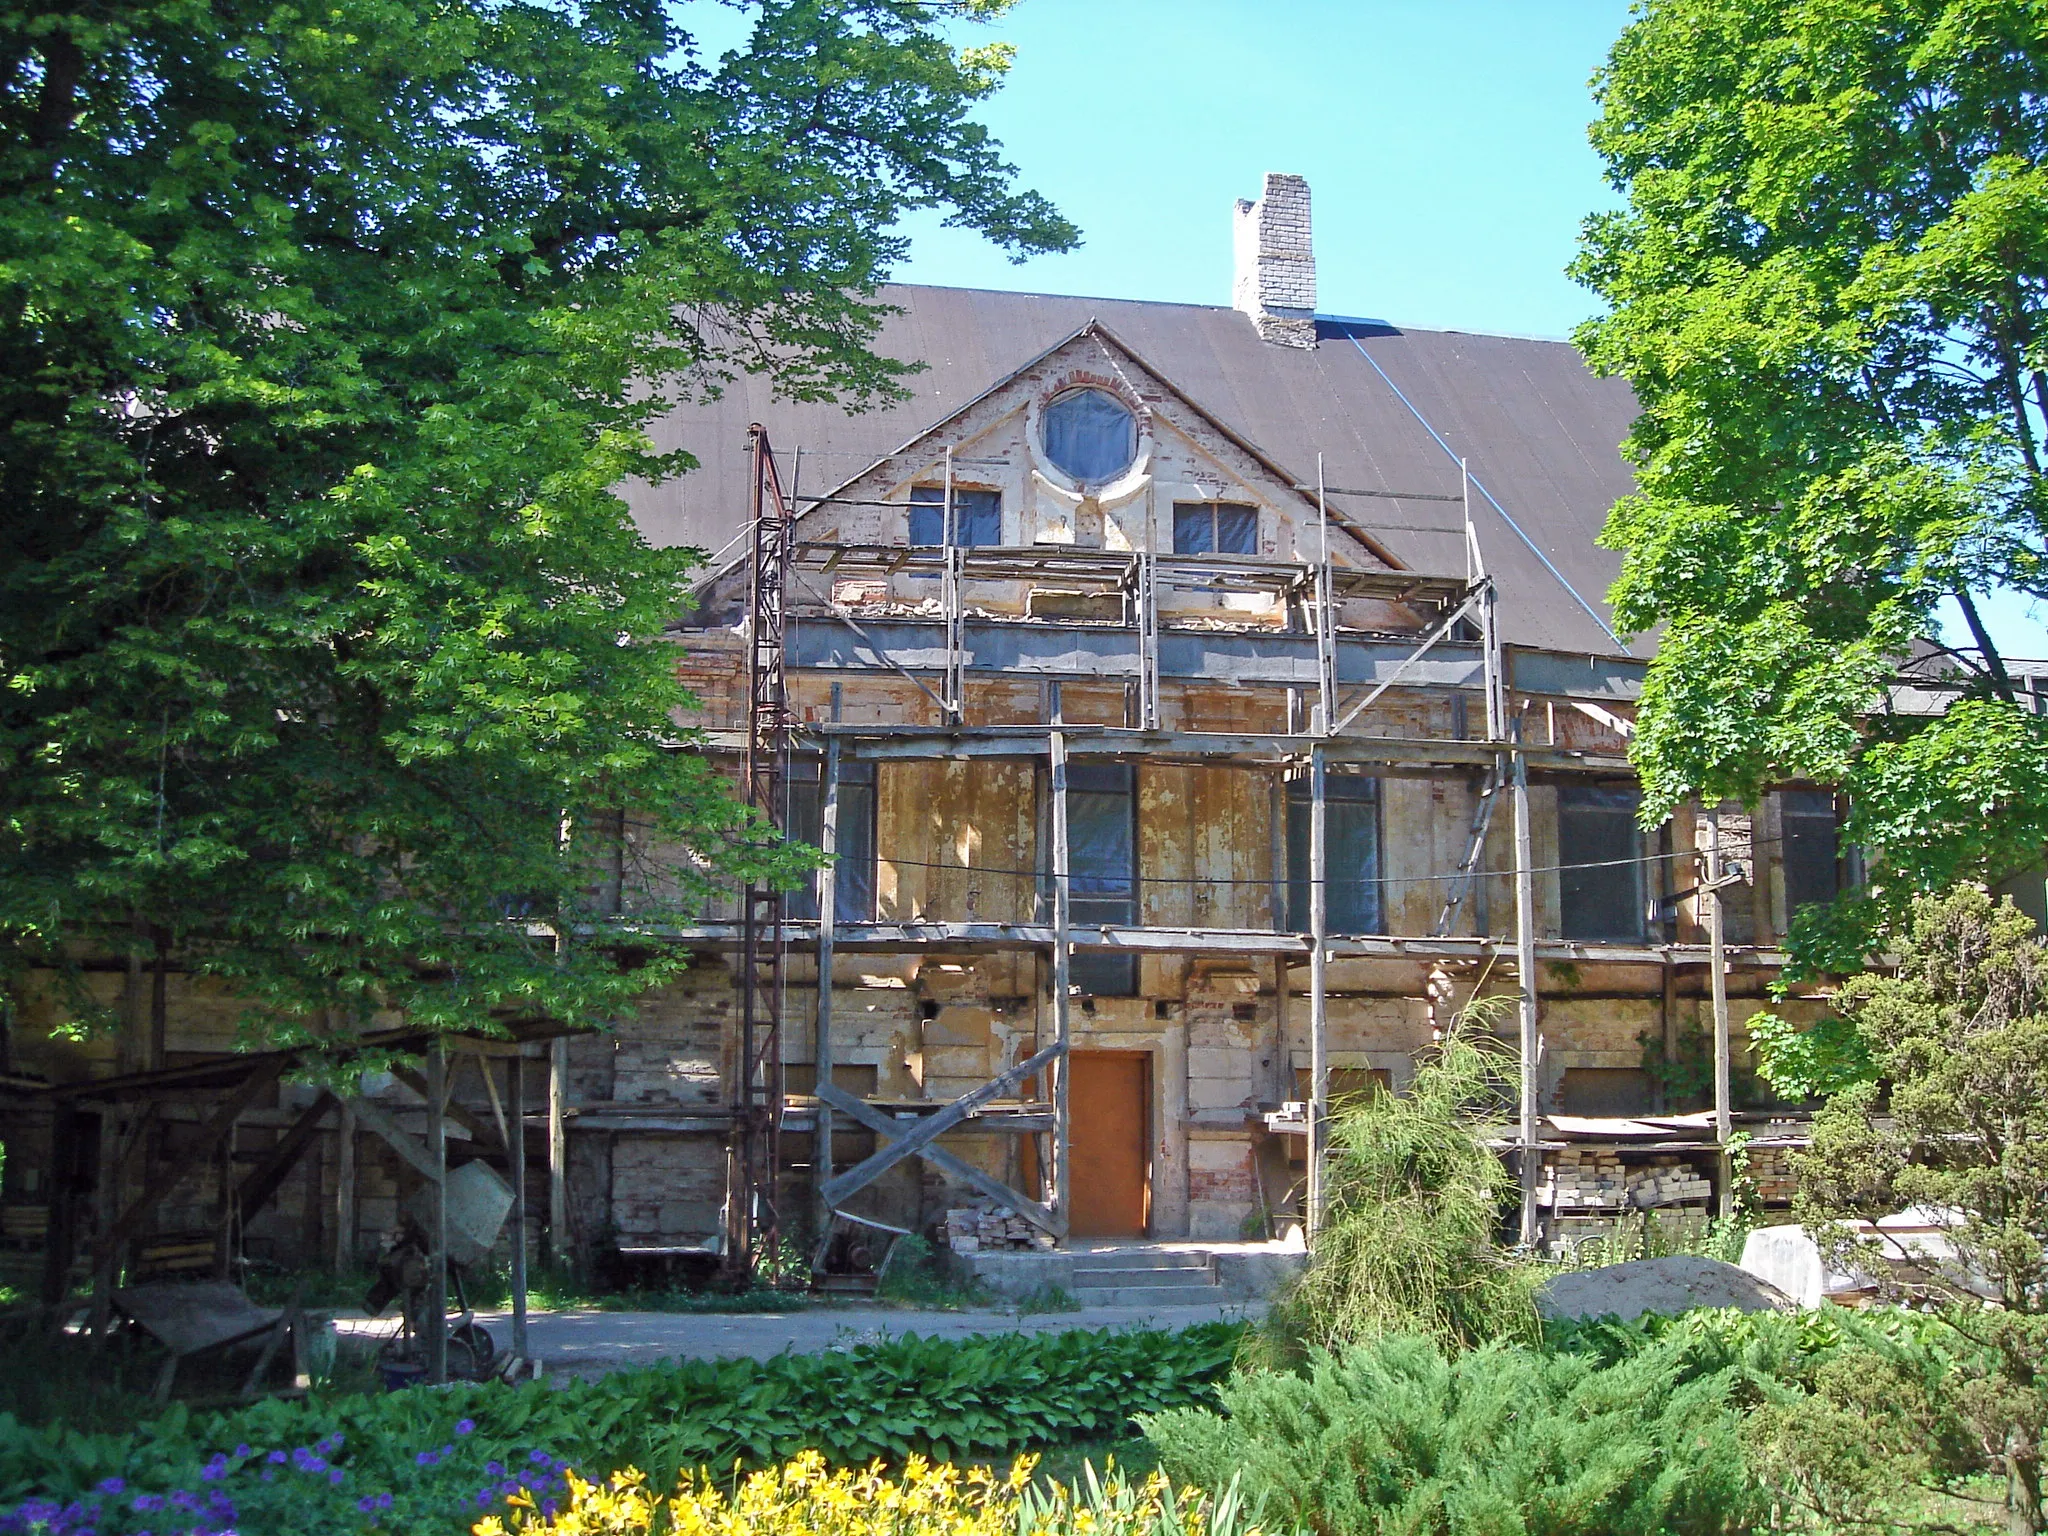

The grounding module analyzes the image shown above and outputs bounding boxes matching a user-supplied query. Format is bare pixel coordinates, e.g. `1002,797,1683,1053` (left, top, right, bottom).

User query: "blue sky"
882,0,2042,657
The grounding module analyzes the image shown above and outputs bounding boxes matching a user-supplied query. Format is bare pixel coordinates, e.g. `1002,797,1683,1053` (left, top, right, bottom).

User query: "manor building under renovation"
4,176,1882,1301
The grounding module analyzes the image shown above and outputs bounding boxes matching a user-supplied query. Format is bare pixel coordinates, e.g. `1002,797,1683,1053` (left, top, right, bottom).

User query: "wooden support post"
1049,728,1073,1238
41,1101,80,1311
507,1052,528,1365
548,1036,568,1266
1512,724,1541,1248
814,737,840,1227
232,1091,338,1227
1706,805,1734,1217
333,1102,356,1273
816,1083,1059,1235
1307,743,1329,1239
425,1038,448,1385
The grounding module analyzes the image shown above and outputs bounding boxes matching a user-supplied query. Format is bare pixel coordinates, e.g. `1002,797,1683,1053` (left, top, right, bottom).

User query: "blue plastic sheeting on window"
786,759,877,921
1042,389,1137,484
1286,774,1381,934
1173,502,1258,555
909,486,1001,547
1068,761,1137,924
1557,784,1644,941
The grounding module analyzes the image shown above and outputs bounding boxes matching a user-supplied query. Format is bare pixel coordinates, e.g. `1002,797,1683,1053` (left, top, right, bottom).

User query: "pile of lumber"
938,1205,1054,1253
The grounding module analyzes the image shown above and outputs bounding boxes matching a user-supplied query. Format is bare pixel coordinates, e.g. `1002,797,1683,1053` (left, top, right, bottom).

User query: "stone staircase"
1067,1248,1222,1308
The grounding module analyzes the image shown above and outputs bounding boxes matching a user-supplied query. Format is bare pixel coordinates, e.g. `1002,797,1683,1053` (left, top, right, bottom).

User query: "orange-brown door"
1068,1051,1150,1237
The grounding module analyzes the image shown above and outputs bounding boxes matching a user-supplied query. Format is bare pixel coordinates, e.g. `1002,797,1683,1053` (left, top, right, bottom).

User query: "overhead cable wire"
1342,332,1632,655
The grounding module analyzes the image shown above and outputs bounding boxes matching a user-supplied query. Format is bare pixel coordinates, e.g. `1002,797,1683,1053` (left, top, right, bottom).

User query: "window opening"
1064,762,1139,995
1172,502,1258,556
1286,773,1381,934
1041,389,1137,485
786,758,877,922
909,486,1001,548
1780,789,1841,918
1558,784,1645,941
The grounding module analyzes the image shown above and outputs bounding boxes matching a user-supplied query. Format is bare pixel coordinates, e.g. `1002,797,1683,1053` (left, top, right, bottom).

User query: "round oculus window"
1041,388,1137,485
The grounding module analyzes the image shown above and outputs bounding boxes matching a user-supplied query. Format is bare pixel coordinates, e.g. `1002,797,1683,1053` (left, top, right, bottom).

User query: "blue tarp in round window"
1042,389,1137,484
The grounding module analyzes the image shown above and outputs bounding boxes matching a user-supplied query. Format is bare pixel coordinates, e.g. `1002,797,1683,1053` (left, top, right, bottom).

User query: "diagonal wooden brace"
818,1039,1066,1211
346,1096,442,1183
816,1083,1059,1236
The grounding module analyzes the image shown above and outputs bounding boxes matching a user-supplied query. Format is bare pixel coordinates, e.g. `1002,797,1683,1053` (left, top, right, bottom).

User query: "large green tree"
0,0,1074,1045
1574,0,2048,972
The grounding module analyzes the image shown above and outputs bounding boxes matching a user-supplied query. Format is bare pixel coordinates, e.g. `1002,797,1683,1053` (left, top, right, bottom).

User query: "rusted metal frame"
1307,743,1329,1239
813,737,840,1228
232,1090,338,1228
815,1083,1058,1236
733,422,795,1274
1511,726,1540,1248
1049,729,1073,1237
817,1039,1068,1209
1327,585,1487,738
91,1056,285,1273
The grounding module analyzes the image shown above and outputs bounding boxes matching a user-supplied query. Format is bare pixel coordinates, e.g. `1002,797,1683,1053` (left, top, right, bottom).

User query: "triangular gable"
785,320,1409,572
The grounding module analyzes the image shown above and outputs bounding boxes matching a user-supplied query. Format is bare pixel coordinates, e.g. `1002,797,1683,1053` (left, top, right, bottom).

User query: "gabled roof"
628,284,1642,655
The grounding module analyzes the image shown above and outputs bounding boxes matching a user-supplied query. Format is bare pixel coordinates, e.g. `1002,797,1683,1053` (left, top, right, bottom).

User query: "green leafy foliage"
1144,1328,1764,1536
1256,1010,1539,1363
1573,0,2048,974
1746,1011,1876,1101
0,0,1076,1042
0,1324,1243,1525
1787,885,2048,1532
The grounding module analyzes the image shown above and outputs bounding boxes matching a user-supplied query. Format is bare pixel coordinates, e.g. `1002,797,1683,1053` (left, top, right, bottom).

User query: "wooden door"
1068,1051,1150,1237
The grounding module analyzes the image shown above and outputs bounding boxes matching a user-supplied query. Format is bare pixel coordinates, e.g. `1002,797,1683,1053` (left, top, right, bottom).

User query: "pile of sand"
1535,1255,1795,1323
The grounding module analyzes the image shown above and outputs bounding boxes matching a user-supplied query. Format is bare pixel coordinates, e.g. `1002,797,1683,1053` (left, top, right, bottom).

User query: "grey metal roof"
628,284,1642,655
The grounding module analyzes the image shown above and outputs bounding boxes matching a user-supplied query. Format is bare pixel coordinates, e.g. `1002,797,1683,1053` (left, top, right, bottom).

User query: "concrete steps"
1068,1249,1220,1308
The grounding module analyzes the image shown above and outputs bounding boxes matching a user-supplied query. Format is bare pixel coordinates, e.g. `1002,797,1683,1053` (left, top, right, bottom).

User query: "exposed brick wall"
1232,173,1317,349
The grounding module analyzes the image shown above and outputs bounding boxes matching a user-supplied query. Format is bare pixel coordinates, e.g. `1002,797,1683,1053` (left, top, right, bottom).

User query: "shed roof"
628,284,1642,655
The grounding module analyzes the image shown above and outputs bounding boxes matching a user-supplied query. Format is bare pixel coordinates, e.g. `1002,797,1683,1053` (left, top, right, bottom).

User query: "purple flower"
485,1461,504,1477
328,1470,344,1486
265,1452,285,1466
94,1480,124,1496
475,1491,493,1508
376,1493,393,1510
170,1491,198,1511
318,1435,343,1455
542,1500,558,1518
455,1418,475,1436
234,1445,251,1459
260,1472,275,1484
414,1451,436,1468
357,1497,379,1514
131,1495,164,1513
528,1450,548,1465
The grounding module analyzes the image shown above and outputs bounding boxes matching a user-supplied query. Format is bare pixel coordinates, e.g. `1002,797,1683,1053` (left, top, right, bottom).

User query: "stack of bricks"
939,1205,1055,1253
1746,1143,1801,1206
1539,1149,1713,1210
1538,1146,1628,1209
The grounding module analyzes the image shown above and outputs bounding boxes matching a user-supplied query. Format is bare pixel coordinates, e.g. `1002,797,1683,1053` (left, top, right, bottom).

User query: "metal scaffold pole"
731,422,795,1278
1512,720,1541,1249
1307,742,1329,1239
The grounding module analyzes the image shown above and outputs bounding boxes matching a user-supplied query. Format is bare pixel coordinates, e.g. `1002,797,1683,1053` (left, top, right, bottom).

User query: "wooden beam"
819,1038,1068,1209
816,1083,1057,1236
346,1096,441,1183
548,1037,568,1264
507,1056,528,1363
92,1057,284,1268
40,1101,81,1309
425,1040,448,1385
233,1092,338,1226
389,1062,505,1155
333,1102,356,1273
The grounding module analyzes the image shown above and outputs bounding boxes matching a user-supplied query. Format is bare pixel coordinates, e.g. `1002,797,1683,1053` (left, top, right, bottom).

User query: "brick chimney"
1232,173,1317,348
